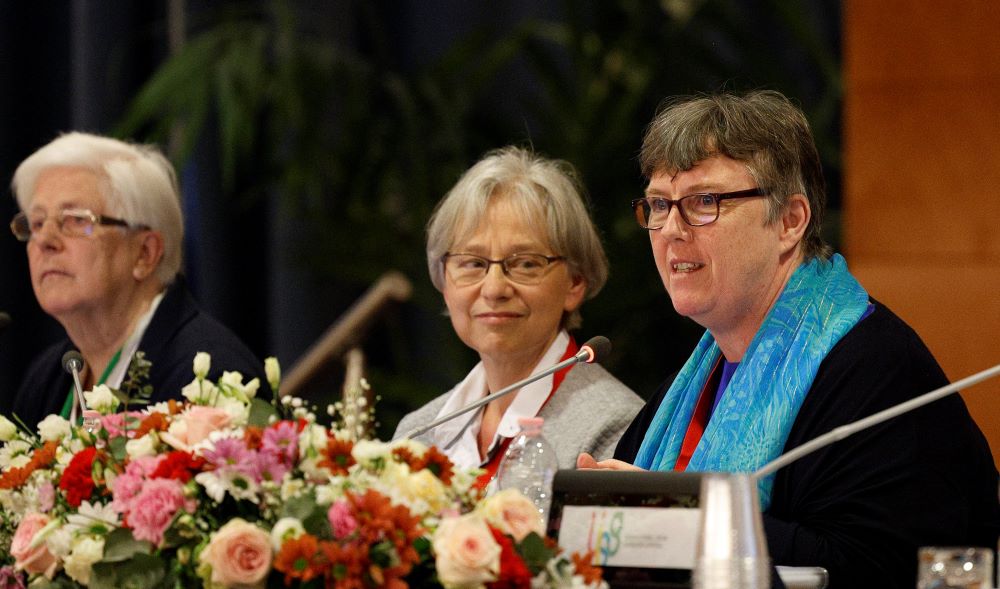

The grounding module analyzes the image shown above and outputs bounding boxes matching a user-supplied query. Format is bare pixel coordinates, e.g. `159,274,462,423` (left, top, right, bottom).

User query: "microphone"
754,361,1000,479
62,350,88,424
403,335,611,440
0,311,10,334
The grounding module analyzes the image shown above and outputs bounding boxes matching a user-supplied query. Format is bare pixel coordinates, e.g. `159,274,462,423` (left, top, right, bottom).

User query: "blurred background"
1,1,996,454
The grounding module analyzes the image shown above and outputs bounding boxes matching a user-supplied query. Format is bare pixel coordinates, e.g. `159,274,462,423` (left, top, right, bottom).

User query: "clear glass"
693,473,770,589
442,253,565,285
917,547,994,589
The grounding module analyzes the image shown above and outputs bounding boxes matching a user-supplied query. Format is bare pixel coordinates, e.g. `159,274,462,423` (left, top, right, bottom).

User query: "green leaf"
100,527,153,562
109,435,128,462
248,397,279,427
90,553,166,589
515,532,556,574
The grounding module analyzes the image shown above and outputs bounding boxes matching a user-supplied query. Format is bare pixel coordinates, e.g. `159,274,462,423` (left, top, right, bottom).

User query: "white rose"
264,357,281,391
125,433,158,458
83,384,121,414
37,414,72,442
64,536,105,585
269,517,306,551
193,352,211,379
45,526,73,558
182,378,218,404
0,415,18,442
478,489,545,542
433,514,501,588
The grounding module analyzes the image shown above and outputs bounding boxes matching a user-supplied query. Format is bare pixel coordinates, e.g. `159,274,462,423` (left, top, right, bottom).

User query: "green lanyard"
60,348,123,420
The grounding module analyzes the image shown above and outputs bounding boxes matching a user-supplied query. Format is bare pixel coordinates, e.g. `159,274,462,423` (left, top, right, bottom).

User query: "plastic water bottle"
497,416,559,522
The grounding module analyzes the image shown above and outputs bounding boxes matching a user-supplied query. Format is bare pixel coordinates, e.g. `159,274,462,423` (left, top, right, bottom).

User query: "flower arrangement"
0,353,605,589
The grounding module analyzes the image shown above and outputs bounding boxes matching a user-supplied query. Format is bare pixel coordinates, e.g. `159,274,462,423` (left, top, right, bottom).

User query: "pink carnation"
99,411,145,438
327,500,358,539
126,478,191,546
111,455,164,514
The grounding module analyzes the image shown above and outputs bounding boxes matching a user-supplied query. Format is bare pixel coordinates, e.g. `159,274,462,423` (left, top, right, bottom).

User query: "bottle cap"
517,416,544,428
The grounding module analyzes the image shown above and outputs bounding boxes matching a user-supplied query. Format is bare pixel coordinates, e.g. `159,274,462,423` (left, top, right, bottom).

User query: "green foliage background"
117,0,841,438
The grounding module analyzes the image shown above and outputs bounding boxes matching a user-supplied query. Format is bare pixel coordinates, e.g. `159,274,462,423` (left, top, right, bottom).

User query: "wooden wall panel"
844,1,1000,464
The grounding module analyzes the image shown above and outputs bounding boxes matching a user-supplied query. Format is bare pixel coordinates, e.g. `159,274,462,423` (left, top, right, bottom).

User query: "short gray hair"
640,90,831,260
426,146,608,330
12,132,185,285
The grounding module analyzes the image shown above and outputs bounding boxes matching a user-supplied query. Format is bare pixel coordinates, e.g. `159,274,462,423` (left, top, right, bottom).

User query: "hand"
576,452,645,471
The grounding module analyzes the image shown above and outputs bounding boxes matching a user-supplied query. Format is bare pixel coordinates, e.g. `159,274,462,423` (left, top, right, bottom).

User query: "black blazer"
7,278,269,428
614,300,999,589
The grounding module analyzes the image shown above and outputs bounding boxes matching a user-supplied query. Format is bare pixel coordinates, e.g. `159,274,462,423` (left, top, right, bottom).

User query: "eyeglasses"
442,252,566,286
630,187,767,229
10,208,146,242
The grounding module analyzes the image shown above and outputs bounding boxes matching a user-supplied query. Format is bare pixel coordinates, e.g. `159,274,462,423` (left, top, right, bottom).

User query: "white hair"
12,132,184,285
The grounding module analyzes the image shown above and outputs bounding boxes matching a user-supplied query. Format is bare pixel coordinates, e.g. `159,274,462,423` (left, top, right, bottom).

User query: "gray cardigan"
393,362,644,469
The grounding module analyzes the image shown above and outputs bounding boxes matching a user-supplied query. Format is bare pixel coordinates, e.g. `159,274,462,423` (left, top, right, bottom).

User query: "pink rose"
327,500,358,539
432,514,501,588
478,489,545,541
10,513,58,578
161,406,231,451
200,518,272,588
127,478,190,546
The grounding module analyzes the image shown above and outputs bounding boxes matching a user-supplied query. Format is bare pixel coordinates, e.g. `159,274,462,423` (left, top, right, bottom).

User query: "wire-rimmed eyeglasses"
630,187,767,229
442,252,566,286
10,208,147,242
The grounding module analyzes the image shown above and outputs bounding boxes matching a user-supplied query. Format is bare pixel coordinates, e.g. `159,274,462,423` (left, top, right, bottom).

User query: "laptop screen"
546,470,703,589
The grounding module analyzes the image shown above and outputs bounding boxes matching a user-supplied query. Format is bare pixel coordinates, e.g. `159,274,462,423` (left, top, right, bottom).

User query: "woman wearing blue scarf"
579,91,999,588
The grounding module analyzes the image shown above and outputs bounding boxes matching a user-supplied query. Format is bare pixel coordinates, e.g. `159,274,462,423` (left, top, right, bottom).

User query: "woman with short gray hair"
395,146,642,485
8,132,267,428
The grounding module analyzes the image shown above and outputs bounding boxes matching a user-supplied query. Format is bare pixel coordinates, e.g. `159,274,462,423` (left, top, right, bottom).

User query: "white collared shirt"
430,330,571,469
104,290,165,389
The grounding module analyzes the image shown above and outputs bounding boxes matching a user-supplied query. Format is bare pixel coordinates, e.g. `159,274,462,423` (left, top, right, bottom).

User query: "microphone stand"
403,348,593,440
754,362,1000,479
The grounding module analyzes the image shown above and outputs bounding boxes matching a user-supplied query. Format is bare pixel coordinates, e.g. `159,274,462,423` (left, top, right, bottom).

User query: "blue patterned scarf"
634,254,869,509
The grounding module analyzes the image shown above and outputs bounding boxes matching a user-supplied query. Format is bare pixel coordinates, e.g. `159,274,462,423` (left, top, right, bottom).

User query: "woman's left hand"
576,452,645,471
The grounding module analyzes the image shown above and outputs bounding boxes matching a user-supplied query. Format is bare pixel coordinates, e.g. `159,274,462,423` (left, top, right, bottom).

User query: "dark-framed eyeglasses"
10,208,147,242
441,252,566,286
630,187,767,229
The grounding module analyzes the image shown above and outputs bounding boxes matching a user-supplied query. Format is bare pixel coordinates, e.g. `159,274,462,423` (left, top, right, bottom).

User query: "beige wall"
843,1,1000,464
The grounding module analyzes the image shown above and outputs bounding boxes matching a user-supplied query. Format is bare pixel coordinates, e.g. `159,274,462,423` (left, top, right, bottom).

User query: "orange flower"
318,540,365,589
571,551,605,586
347,489,423,579
273,534,324,586
391,447,420,470
416,446,455,486
0,440,59,490
243,426,264,450
318,437,356,475
133,412,169,438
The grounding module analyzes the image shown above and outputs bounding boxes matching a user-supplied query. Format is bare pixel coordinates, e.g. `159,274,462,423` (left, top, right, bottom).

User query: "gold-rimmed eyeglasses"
630,187,767,229
10,208,147,242
442,252,566,286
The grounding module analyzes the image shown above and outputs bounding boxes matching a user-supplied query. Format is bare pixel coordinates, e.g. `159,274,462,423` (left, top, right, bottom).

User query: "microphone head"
579,335,612,364
62,350,84,373
0,311,10,333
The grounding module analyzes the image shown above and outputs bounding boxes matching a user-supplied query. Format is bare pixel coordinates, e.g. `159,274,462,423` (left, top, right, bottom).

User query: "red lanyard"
473,337,579,490
674,355,722,471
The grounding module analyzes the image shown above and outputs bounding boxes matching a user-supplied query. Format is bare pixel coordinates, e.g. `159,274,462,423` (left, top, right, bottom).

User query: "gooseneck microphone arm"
62,351,88,423
403,336,611,440
754,361,1000,480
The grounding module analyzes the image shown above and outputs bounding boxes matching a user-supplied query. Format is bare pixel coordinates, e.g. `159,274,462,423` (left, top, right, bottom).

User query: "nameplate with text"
557,505,699,568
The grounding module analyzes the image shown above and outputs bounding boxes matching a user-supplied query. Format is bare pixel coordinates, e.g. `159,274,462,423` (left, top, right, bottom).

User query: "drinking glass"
917,547,994,589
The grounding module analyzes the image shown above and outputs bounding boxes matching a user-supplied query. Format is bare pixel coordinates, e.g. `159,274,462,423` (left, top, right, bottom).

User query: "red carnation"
487,526,532,589
150,450,205,482
59,446,99,507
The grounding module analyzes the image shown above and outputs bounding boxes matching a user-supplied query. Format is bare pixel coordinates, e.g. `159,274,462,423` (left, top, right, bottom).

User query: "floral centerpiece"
0,353,605,589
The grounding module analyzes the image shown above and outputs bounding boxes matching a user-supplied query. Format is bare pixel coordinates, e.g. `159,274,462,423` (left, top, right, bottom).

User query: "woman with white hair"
394,146,642,485
7,132,267,427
